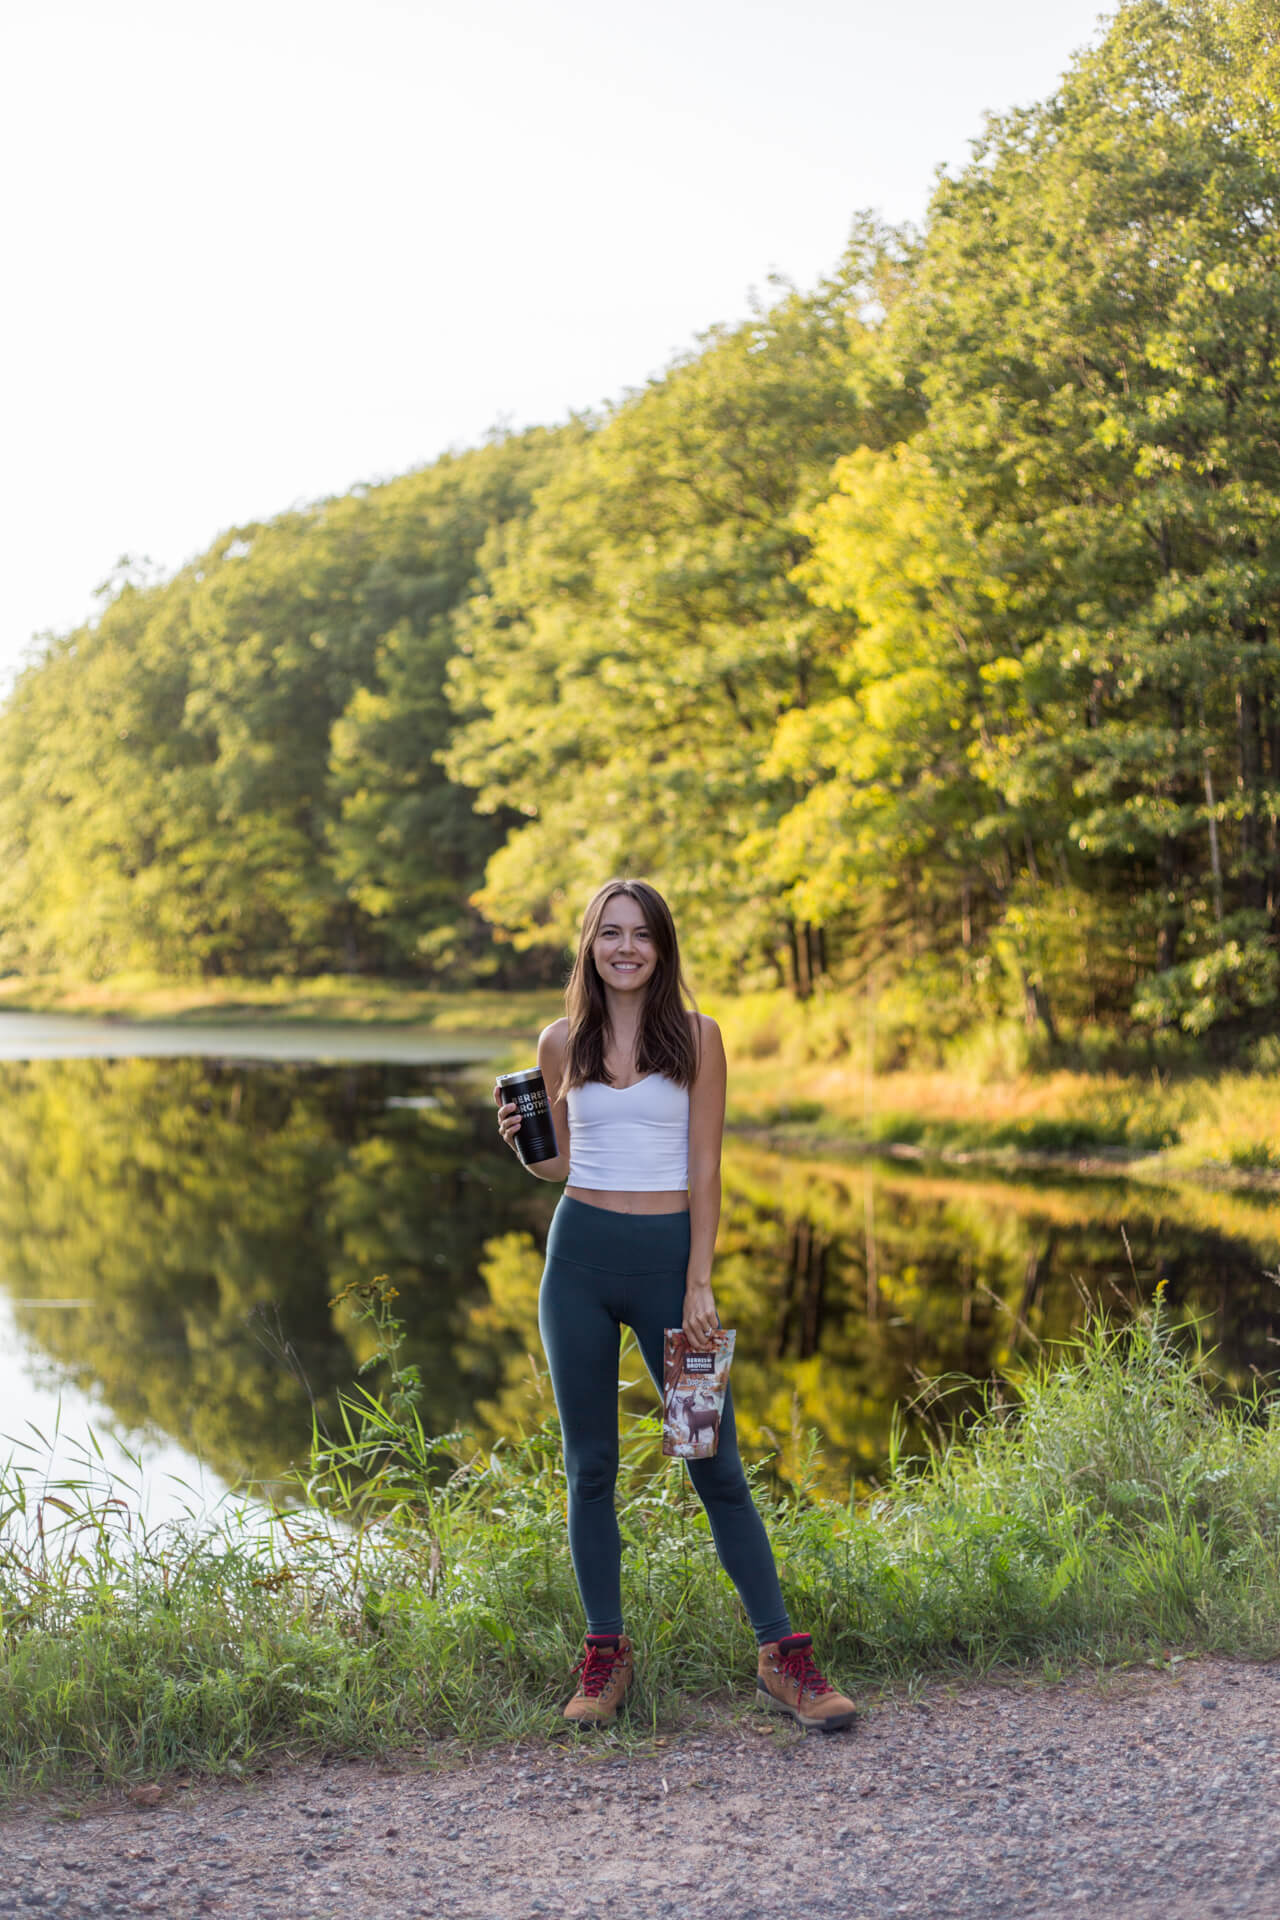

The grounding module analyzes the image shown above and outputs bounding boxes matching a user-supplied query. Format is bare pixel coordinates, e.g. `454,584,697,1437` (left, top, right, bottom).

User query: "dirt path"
3,1658,1278,1920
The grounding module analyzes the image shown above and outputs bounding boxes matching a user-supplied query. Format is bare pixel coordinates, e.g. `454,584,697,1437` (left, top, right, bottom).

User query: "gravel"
2,1657,1277,1919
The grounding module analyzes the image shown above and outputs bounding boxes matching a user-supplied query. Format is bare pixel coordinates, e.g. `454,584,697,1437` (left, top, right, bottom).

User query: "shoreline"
2,978,1279,1192
0,976,561,1034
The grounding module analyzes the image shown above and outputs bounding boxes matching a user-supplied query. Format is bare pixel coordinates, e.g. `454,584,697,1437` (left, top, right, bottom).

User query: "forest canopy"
2,0,1278,1044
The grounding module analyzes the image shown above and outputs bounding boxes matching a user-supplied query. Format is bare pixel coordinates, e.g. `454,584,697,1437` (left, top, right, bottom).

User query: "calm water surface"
2,1048,1278,1510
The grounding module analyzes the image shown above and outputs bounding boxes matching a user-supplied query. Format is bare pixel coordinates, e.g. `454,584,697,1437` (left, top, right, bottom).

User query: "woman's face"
591,892,658,996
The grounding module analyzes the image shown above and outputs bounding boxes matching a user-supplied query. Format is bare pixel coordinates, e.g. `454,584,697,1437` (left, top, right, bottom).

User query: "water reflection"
711,1148,1280,1489
0,1058,540,1502
1,1058,1277,1503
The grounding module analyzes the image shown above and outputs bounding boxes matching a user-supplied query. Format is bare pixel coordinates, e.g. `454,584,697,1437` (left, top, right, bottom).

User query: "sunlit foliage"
2,2,1277,1036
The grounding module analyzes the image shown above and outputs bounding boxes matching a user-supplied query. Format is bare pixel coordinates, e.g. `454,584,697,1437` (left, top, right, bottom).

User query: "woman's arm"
683,1013,726,1345
494,1020,572,1182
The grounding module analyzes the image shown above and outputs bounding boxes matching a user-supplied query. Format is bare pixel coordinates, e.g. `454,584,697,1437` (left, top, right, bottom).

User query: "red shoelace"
776,1638,834,1698
573,1642,623,1697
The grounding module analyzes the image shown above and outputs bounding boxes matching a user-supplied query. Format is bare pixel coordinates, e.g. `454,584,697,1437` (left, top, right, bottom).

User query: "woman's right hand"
493,1082,521,1152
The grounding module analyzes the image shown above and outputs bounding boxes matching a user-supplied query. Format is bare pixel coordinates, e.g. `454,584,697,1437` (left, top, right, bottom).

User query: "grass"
725,1058,1181,1153
3,1279,1280,1797
710,994,1280,1181
722,1055,1280,1184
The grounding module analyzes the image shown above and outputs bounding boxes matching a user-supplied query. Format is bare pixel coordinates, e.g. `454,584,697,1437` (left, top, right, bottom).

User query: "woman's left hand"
683,1281,719,1347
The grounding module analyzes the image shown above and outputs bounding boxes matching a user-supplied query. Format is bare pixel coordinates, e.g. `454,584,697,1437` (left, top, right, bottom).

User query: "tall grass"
3,1282,1280,1794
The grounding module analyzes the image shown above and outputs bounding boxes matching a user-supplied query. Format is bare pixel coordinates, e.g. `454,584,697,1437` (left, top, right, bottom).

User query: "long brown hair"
561,878,699,1092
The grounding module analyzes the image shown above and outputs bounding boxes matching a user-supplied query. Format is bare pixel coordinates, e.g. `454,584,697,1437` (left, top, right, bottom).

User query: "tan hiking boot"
563,1634,635,1726
757,1632,857,1732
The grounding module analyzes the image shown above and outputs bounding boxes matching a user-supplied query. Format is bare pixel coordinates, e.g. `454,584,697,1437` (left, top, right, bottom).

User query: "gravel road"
3,1658,1277,1919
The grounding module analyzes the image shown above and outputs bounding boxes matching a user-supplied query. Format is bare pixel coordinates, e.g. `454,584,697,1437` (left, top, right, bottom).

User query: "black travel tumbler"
496,1067,559,1166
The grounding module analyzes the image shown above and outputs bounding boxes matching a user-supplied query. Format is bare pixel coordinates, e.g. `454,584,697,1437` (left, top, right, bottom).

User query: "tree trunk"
1157,681,1185,972
1021,969,1058,1047
788,919,813,1000
1267,685,1280,917
1155,830,1182,973
1237,679,1264,908
812,922,827,983
1203,751,1224,931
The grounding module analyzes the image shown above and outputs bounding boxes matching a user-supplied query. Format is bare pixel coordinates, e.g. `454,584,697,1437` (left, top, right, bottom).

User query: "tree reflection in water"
1,1059,1278,1499
0,1058,539,1494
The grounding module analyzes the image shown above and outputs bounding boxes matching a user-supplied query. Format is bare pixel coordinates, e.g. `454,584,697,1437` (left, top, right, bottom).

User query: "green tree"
445,231,907,990
327,431,571,976
790,0,1280,1035
0,433,565,980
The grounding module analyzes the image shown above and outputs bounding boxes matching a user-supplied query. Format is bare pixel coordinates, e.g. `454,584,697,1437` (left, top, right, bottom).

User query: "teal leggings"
538,1195,791,1644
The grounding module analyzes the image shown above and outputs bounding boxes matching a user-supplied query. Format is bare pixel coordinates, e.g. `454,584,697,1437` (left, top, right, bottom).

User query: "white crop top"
565,1074,690,1191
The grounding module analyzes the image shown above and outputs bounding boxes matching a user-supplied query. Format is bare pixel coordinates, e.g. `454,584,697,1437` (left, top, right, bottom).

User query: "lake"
2,1024,1278,1514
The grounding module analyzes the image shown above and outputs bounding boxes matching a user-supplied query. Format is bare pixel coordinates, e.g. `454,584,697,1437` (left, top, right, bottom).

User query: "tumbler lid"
496,1067,544,1089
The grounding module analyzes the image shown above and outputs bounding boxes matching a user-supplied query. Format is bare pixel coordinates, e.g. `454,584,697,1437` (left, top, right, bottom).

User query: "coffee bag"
662,1328,736,1460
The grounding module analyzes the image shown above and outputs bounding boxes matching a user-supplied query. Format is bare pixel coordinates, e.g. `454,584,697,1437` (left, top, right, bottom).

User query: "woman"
494,877,855,1732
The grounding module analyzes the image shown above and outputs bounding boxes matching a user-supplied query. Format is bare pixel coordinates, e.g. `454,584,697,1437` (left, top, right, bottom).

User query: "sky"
0,0,1113,691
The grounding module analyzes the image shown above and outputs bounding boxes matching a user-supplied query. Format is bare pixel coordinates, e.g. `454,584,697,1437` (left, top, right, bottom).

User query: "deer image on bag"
662,1329,735,1461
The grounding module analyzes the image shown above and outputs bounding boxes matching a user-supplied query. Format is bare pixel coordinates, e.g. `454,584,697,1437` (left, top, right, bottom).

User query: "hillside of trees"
2,0,1278,1045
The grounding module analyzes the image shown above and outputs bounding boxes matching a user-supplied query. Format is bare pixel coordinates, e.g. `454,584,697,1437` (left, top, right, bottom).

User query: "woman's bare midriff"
564,1186,690,1215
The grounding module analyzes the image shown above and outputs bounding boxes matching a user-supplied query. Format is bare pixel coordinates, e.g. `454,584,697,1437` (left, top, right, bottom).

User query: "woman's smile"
592,901,658,987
